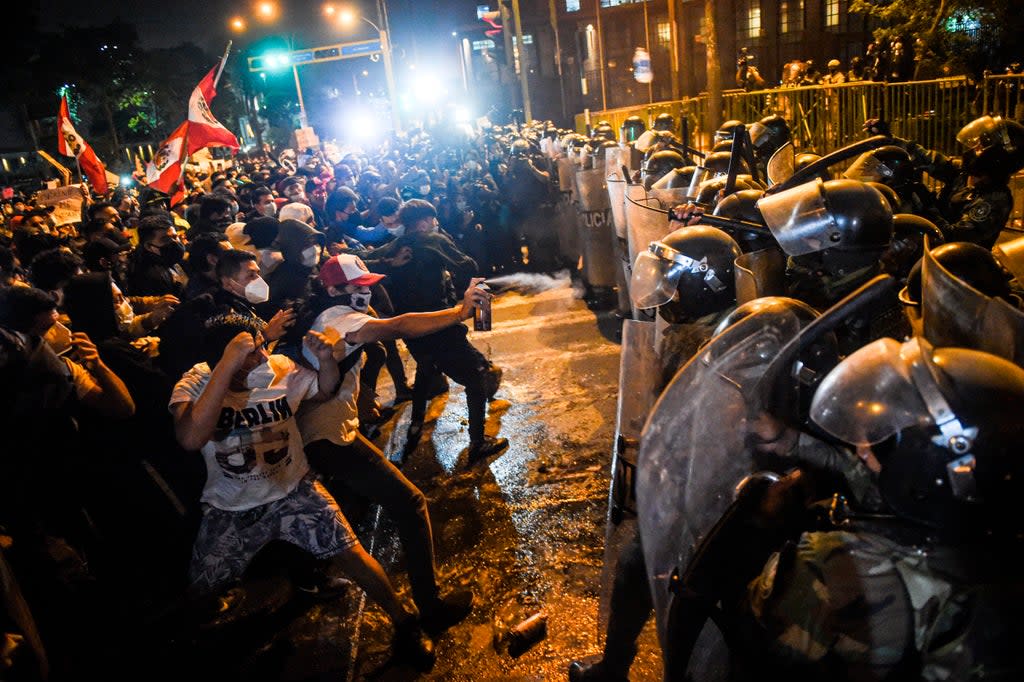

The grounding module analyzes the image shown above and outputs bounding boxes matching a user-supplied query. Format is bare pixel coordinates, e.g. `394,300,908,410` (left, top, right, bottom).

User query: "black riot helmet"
843,145,917,188
652,112,675,132
620,115,646,143
714,119,744,144
591,139,619,162
880,213,945,279
703,151,749,177
793,152,830,182
748,115,791,161
899,240,1012,308
757,179,893,256
592,122,617,142
712,295,818,337
713,188,775,250
865,182,901,213
509,138,531,158
693,175,761,207
652,166,697,191
811,336,1024,537
630,225,741,323
641,149,686,190
711,140,735,154
957,115,1024,180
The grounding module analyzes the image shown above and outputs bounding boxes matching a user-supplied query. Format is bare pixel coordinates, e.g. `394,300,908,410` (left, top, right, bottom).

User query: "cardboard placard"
35,184,84,226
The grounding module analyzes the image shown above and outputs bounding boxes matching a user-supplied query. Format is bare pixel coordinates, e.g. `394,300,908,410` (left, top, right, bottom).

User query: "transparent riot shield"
555,191,580,272
734,248,787,305
557,156,576,195
765,142,795,186
625,193,673,286
575,166,618,289
607,173,628,241
637,310,802,669
607,172,633,314
600,319,660,632
992,234,1024,285
921,241,1024,365
649,187,690,207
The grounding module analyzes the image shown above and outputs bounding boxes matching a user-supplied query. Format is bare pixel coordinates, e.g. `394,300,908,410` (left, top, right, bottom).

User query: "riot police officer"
865,115,1024,248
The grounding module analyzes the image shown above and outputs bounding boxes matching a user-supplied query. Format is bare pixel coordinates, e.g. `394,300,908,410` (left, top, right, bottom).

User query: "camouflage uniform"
905,142,1013,249
743,528,1024,681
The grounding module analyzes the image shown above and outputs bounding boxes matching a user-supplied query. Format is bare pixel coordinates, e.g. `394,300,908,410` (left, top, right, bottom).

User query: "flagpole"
214,41,232,88
74,156,84,186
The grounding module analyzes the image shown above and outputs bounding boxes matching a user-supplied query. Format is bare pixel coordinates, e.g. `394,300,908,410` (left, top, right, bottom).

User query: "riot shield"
637,310,803,665
555,192,580,272
625,193,672,287
921,241,1024,365
607,174,633,313
607,173,628,240
574,166,618,289
557,155,576,195
649,187,690,207
765,142,795,186
992,235,1024,285
734,248,787,304
600,319,660,632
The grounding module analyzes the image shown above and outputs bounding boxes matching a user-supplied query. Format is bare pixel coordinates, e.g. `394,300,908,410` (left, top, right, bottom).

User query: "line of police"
529,110,1024,680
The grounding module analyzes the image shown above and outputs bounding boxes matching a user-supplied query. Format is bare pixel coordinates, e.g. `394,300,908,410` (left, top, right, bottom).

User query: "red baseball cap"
319,253,385,288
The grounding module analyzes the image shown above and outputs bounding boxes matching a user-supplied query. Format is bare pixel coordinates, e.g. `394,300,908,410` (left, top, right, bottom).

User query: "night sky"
36,0,480,57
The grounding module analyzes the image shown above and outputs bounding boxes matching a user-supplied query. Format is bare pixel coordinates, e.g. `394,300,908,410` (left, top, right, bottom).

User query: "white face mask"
115,299,135,331
419,184,432,196
349,291,372,312
259,202,277,218
300,245,321,267
243,276,270,303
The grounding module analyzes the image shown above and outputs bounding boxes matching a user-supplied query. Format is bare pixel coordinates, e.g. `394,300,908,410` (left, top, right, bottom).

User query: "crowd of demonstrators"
0,117,582,676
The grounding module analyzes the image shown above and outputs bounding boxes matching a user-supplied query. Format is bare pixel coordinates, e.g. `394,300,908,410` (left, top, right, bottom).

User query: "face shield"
629,241,707,309
765,143,795,186
843,153,895,183
811,337,975,455
957,115,1011,153
756,179,839,256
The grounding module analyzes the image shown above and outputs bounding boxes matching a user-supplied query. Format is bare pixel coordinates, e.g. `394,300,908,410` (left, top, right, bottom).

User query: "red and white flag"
187,62,239,155
145,121,189,195
57,95,109,194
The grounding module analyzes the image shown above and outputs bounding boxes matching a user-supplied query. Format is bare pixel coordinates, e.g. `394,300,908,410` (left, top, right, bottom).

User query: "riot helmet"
748,115,791,160
811,336,1024,536
793,152,830,182
652,112,675,132
509,138,531,158
651,165,697,191
703,151,749,177
880,213,944,279
711,140,735,154
900,240,1012,308
641,149,686,190
620,116,646,143
712,295,818,337
843,145,917,188
865,182,901,213
693,175,761,207
630,225,741,322
956,115,1024,179
714,120,744,144
757,178,893,256
593,122,617,142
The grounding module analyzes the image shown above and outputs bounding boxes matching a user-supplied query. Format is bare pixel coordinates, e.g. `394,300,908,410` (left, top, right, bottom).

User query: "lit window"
472,39,497,51
780,0,804,34
656,21,671,46
739,1,762,40
825,0,840,27
566,0,580,10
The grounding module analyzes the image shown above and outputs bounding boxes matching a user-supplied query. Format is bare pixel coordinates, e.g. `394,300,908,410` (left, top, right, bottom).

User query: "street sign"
247,39,384,72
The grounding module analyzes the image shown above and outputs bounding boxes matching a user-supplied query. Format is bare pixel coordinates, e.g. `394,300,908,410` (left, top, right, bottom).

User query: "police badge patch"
968,201,992,223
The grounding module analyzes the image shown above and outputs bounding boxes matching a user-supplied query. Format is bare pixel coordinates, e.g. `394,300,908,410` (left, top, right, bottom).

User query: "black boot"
392,618,435,672
567,658,629,682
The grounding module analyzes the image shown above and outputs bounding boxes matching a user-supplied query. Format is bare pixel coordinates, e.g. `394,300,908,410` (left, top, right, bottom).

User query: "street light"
229,16,247,32
337,6,401,134
256,1,278,21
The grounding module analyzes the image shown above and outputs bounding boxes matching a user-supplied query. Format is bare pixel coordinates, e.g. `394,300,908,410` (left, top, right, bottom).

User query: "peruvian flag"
57,95,109,194
187,62,240,155
145,121,189,195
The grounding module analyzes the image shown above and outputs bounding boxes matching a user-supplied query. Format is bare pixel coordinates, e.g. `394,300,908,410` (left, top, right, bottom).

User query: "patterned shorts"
188,475,358,594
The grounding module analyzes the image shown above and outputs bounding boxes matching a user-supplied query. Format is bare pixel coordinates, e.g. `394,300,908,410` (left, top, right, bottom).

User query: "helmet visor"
810,337,932,446
748,121,774,150
756,179,838,256
765,143,795,186
957,115,1008,152
843,153,893,183
630,248,683,309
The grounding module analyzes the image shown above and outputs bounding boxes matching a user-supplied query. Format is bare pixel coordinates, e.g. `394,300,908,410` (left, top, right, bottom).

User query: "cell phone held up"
474,282,492,332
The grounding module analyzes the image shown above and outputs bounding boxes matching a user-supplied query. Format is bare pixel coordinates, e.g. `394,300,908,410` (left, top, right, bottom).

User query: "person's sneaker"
467,436,509,465
392,619,435,672
419,589,474,635
483,365,503,402
567,659,629,682
294,574,353,602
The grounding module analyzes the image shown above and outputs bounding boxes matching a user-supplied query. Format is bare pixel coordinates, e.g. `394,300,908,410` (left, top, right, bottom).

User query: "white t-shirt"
169,355,319,511
297,305,371,446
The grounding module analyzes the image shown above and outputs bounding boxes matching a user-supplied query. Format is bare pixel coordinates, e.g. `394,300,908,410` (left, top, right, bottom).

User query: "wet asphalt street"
201,271,664,681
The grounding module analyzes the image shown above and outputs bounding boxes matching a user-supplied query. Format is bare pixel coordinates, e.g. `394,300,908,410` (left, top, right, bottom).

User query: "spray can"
505,611,547,658
474,281,492,331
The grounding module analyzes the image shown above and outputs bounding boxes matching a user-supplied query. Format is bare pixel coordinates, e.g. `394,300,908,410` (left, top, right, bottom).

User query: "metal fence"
575,76,994,160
